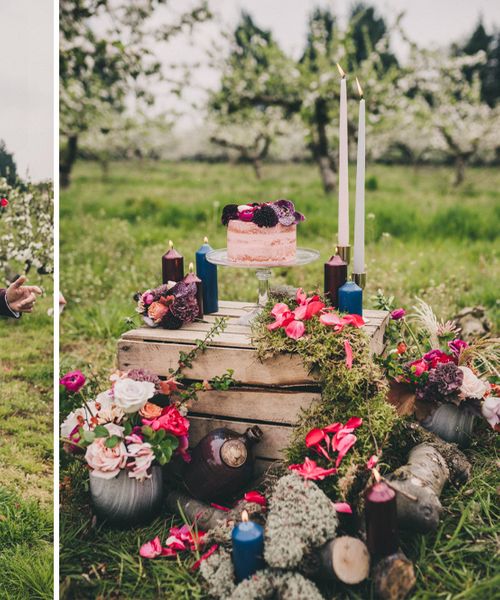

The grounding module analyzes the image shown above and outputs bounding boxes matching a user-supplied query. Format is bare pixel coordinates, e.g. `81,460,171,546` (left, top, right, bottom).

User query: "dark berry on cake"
252,204,279,228
221,204,239,225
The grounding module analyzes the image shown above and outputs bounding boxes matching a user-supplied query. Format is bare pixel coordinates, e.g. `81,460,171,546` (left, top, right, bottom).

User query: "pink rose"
85,437,127,479
60,370,86,393
126,436,155,480
142,405,189,437
410,359,428,377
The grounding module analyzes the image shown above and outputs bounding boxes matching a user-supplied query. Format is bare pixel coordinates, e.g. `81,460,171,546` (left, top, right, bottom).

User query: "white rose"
458,366,490,399
113,378,155,413
481,396,500,429
85,437,127,479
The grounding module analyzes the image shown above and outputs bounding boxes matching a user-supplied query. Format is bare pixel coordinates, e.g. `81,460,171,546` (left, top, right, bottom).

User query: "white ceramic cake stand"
206,248,320,326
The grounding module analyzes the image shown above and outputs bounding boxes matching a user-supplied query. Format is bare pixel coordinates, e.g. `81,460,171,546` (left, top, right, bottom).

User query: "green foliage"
0,140,17,186
252,294,398,499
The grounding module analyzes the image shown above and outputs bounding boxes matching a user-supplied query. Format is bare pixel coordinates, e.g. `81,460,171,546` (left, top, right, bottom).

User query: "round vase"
89,466,163,526
421,403,476,448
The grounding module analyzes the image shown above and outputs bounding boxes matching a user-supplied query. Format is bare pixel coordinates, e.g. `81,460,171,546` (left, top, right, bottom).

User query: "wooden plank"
187,388,321,425
369,311,389,355
122,327,252,349
188,416,291,460
117,339,316,386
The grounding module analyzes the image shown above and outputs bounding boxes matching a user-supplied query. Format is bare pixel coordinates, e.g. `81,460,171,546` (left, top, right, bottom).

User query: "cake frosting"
222,200,304,265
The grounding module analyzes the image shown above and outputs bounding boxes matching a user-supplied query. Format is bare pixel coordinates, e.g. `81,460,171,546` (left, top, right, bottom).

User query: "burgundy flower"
390,308,406,320
448,338,468,358
423,349,455,368
60,370,86,393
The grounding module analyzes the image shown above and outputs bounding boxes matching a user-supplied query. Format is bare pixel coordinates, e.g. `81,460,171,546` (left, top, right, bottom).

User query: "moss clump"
199,548,236,599
253,294,400,499
264,473,338,569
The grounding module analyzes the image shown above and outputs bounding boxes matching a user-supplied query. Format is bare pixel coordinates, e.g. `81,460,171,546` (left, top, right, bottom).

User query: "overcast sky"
0,0,53,182
149,0,500,127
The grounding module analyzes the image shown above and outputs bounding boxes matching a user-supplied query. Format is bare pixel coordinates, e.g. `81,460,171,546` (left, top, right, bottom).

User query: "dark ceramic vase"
421,403,476,448
89,466,163,526
183,426,263,503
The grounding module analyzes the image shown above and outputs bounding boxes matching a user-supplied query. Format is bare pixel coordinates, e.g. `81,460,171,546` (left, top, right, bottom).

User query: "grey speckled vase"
421,403,476,448
89,466,164,526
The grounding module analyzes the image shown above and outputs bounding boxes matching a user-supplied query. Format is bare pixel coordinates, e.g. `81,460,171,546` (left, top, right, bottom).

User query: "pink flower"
142,292,154,306
126,437,154,480
239,208,255,221
139,536,163,559
285,319,305,340
143,405,189,437
244,491,267,508
60,370,86,393
482,396,500,430
448,339,468,358
410,358,428,377
333,502,352,514
341,314,365,328
344,339,353,369
288,457,337,481
366,454,379,470
192,544,218,571
85,437,128,479
423,349,455,368
334,433,357,467
390,308,406,320
176,434,191,463
0,198,8,207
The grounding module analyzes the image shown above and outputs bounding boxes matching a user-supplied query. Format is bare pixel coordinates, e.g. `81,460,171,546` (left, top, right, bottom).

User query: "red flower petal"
244,491,267,508
285,319,305,340
333,502,353,514
210,503,230,512
271,302,289,318
344,339,353,369
366,454,379,470
191,544,218,571
319,312,344,330
305,428,326,447
139,536,163,559
323,422,342,434
335,434,357,467
296,288,307,305
293,304,308,320
342,314,365,328
344,417,363,429
305,301,325,319
288,457,337,481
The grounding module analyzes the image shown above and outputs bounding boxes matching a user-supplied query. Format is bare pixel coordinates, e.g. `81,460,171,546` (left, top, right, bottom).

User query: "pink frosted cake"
222,200,305,264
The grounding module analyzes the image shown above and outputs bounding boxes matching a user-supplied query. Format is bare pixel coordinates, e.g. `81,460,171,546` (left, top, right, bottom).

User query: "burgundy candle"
365,478,398,559
184,262,204,319
162,240,184,284
324,253,347,308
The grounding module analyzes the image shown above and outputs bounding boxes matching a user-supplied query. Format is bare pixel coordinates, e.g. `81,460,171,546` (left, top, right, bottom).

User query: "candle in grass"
195,236,218,314
365,471,398,559
337,63,349,249
184,262,203,319
353,78,365,276
162,240,184,284
232,509,265,582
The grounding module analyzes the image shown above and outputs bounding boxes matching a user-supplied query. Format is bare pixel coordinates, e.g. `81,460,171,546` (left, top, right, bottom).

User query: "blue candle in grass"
232,510,265,582
195,236,218,314
338,280,363,316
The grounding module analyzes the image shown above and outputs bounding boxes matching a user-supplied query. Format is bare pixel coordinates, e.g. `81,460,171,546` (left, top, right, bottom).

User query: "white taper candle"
337,64,349,247
353,78,365,274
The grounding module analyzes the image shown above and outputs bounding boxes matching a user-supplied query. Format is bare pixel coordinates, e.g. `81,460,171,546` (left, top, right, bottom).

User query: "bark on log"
373,552,416,600
386,443,449,533
317,536,370,584
166,490,231,530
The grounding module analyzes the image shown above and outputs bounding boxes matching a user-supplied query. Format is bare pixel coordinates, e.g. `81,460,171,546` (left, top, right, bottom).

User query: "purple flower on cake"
271,199,304,226
221,199,304,228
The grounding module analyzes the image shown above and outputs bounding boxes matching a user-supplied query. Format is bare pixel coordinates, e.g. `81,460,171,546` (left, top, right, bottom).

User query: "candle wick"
169,240,174,250
204,236,208,243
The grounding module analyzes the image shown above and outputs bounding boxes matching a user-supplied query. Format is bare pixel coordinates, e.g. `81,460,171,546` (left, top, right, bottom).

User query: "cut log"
318,536,370,584
386,443,449,533
166,491,230,530
373,552,416,600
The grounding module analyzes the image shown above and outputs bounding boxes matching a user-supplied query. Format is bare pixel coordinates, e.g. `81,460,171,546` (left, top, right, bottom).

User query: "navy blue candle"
195,237,218,314
232,511,265,582
338,280,363,315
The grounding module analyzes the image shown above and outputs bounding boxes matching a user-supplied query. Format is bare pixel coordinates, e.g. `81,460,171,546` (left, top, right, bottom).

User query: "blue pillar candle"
338,280,363,315
232,510,265,582
195,237,218,314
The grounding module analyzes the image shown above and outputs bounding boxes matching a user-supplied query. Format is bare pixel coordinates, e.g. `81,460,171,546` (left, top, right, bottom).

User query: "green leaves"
93,425,109,438
151,431,179,466
104,435,120,449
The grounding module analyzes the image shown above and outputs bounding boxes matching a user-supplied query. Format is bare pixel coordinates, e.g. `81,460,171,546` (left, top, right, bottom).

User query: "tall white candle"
337,64,349,247
353,78,365,274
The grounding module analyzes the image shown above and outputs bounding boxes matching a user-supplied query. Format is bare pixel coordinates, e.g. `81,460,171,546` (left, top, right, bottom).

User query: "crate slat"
187,388,321,425
188,415,291,460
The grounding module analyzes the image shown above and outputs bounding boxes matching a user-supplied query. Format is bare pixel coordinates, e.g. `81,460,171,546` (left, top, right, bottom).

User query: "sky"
0,0,53,181
148,0,500,127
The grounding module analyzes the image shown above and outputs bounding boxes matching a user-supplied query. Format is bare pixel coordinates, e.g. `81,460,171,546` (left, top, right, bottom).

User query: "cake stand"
206,248,320,325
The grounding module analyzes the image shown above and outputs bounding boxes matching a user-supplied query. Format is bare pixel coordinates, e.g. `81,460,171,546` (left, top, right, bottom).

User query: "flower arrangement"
60,368,190,480
135,280,199,329
377,293,499,431
221,199,305,228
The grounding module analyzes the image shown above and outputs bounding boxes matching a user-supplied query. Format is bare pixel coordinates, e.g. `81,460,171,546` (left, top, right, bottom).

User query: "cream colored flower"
458,366,490,399
113,378,155,413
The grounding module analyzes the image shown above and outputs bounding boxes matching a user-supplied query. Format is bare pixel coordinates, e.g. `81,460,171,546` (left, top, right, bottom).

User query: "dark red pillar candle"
365,481,398,559
184,262,204,319
324,254,347,308
162,240,184,284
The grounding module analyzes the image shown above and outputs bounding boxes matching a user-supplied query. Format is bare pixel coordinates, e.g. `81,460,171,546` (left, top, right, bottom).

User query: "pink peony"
143,405,189,437
85,437,127,479
390,308,406,320
60,370,86,393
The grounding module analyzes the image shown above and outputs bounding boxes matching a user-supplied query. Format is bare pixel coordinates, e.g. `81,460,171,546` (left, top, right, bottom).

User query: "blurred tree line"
60,1,500,191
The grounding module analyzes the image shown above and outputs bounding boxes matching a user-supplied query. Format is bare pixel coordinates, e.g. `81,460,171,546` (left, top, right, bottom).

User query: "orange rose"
148,301,169,324
139,402,163,419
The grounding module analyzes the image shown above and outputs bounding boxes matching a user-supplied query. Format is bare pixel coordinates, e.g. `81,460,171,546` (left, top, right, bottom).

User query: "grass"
60,160,499,599
0,275,53,598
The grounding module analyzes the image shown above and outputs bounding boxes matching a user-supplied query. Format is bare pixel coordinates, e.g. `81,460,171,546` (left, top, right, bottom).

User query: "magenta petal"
285,320,305,340
293,304,308,320
271,302,289,318
139,536,162,559
296,288,307,305
335,434,357,467
344,417,363,429
344,339,353,369
333,502,353,514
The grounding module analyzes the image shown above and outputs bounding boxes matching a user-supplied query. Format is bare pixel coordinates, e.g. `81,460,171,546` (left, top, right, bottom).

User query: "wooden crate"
118,301,388,469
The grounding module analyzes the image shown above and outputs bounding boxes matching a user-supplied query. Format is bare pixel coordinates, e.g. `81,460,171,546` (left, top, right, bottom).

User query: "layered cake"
222,200,305,264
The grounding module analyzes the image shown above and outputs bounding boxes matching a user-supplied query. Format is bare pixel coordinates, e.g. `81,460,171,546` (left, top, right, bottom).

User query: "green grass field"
0,276,53,599
60,160,499,599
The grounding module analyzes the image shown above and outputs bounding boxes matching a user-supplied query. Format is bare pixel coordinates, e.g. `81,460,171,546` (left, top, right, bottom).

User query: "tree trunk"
453,155,466,186
166,491,231,530
373,551,416,600
60,135,78,189
312,98,337,194
316,536,370,584
252,157,262,180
